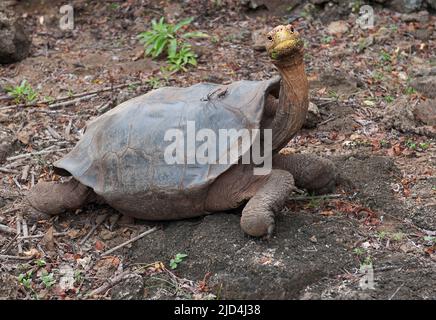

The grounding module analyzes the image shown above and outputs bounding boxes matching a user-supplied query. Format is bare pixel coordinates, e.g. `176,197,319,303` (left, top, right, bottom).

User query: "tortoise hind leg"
240,169,295,237
27,179,95,215
273,153,337,195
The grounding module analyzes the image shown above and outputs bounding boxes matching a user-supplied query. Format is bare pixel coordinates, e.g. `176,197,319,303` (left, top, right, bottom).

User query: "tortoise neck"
271,52,309,150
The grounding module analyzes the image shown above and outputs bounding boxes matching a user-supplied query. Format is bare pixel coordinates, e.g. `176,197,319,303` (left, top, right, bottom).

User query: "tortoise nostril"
267,35,272,41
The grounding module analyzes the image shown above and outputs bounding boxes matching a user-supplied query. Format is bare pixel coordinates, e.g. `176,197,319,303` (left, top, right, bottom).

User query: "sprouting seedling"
169,253,188,269
5,80,39,104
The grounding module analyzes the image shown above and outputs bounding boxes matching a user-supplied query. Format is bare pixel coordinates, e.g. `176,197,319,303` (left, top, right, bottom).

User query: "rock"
0,12,31,64
0,272,20,299
0,125,16,164
427,0,436,10
389,0,424,13
317,2,351,24
413,99,436,125
413,29,431,41
414,66,436,77
384,96,436,137
327,20,349,35
304,102,321,129
251,27,269,51
309,0,328,4
111,274,144,300
400,10,429,23
410,75,436,98
240,0,302,12
374,27,393,44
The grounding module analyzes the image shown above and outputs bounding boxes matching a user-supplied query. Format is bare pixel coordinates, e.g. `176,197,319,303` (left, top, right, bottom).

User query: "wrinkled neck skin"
271,50,309,150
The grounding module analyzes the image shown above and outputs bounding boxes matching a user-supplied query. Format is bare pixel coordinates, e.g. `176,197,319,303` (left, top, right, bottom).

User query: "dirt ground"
0,0,435,300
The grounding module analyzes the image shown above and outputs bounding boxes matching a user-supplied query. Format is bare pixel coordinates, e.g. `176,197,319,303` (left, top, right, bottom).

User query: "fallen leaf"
40,226,55,252
95,240,105,251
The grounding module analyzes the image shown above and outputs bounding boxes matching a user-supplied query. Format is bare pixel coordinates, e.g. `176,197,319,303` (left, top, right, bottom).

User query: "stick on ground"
101,226,158,257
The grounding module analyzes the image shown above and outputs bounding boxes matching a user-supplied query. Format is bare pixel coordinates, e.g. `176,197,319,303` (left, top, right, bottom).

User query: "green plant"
138,17,207,72
40,271,56,289
5,80,38,104
169,253,188,269
380,51,391,63
146,76,164,89
424,236,436,243
74,270,83,285
353,247,365,256
167,43,198,72
419,142,430,150
138,17,207,58
391,232,404,241
376,231,387,240
18,270,33,289
390,24,398,32
322,36,334,44
373,71,384,81
109,3,120,10
35,259,46,267
361,256,373,268
384,95,394,103
405,139,417,150
328,90,339,100
405,87,416,95
380,140,390,148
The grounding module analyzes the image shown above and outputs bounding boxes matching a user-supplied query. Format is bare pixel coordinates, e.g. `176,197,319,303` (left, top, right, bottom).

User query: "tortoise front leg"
240,169,295,237
27,179,95,215
273,153,337,194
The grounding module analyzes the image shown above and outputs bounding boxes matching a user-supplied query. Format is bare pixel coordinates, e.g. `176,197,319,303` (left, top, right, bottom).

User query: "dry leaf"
95,240,105,251
40,226,55,252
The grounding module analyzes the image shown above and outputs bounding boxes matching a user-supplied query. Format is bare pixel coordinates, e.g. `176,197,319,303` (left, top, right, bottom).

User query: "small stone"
327,21,349,35
399,243,415,253
413,99,436,125
389,0,423,13
374,27,392,43
427,0,436,10
100,229,116,240
400,10,429,23
411,76,436,98
309,235,317,243
251,27,269,51
413,29,431,41
111,274,144,300
0,11,31,64
304,102,321,129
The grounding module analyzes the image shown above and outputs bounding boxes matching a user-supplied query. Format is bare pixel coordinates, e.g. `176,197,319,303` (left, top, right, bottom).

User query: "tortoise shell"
55,77,280,219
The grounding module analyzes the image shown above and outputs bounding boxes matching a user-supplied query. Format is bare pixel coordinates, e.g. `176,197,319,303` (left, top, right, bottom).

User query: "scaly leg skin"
240,169,295,238
27,178,94,215
273,153,337,195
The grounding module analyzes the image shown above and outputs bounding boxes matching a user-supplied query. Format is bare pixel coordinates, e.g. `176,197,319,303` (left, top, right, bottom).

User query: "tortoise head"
266,24,304,62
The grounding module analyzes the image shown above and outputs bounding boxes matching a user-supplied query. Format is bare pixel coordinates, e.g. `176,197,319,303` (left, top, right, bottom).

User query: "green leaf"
168,39,178,58
182,31,209,38
154,37,168,58
174,17,193,32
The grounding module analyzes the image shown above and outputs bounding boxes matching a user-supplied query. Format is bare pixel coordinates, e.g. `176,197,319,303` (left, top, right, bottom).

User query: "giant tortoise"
27,25,337,237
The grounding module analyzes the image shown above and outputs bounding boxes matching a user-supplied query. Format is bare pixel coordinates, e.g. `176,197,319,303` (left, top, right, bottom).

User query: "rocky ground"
0,0,435,300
